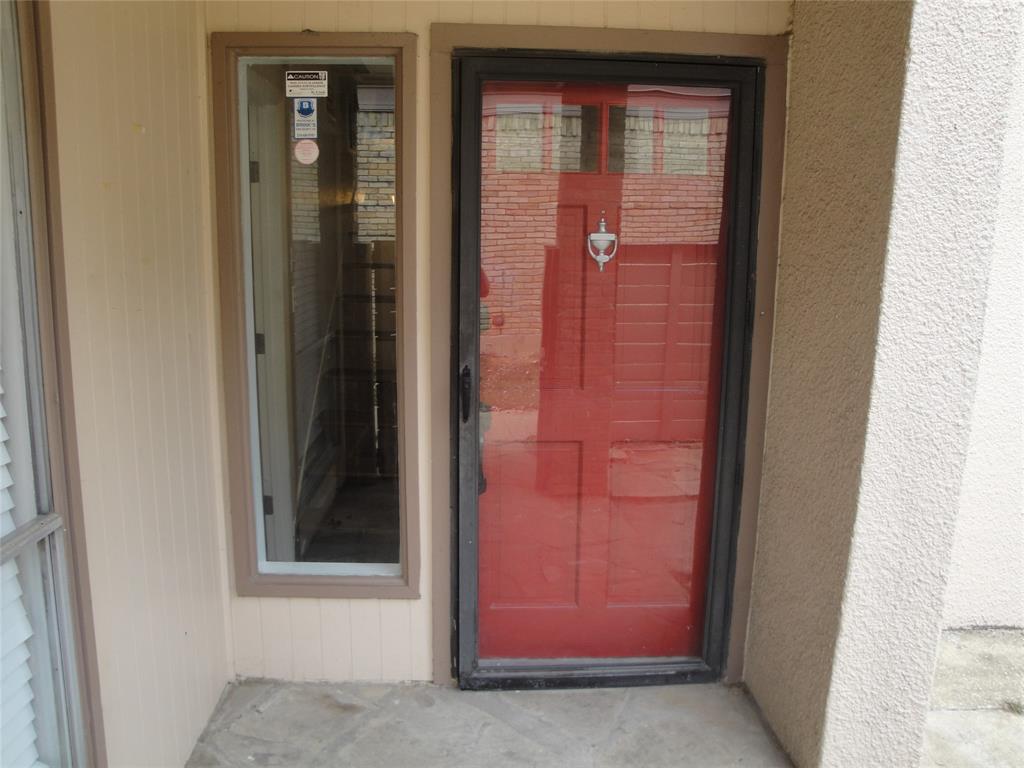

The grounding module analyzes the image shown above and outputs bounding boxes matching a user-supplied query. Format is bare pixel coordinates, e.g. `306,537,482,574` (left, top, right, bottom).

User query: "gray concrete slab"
923,711,1024,768
187,681,791,768
924,628,1024,768
929,629,1024,711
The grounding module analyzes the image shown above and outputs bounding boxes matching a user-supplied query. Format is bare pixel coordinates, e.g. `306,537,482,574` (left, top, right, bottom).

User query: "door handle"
460,365,472,423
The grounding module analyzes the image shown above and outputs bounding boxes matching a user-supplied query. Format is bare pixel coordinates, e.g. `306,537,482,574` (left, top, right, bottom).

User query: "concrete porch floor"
187,629,1024,767
187,681,790,767
923,628,1024,768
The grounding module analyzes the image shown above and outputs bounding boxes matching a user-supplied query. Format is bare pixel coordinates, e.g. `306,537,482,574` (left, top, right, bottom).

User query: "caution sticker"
285,71,328,98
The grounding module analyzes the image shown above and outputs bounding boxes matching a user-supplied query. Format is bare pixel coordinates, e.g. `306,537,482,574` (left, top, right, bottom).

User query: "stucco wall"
47,2,232,766
743,3,912,763
746,1,1024,765
203,0,790,685
818,3,1022,764
942,22,1024,631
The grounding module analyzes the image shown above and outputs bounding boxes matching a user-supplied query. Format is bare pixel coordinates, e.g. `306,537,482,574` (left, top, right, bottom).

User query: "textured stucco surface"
820,1,1023,761
746,1,1023,765
943,16,1024,631
743,2,912,764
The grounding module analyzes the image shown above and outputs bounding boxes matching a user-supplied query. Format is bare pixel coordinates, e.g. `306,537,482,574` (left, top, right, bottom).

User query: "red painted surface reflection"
477,82,731,659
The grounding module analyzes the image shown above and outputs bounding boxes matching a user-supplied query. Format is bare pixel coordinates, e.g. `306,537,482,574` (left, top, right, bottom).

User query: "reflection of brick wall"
621,113,654,172
481,107,727,341
482,113,557,339
621,116,727,244
663,117,712,174
290,158,327,440
496,112,544,171
356,111,395,242
290,158,321,242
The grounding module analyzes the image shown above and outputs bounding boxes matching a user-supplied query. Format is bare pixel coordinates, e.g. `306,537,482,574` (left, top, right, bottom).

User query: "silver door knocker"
587,211,618,272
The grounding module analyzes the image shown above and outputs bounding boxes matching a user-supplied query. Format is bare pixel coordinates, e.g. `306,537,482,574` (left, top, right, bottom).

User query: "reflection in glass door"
475,80,732,662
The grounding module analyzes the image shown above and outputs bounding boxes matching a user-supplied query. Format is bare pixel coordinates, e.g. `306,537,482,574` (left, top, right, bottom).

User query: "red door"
477,80,732,660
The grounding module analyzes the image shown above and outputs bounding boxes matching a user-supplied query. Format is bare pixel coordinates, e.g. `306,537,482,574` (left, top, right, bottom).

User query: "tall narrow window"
231,51,410,582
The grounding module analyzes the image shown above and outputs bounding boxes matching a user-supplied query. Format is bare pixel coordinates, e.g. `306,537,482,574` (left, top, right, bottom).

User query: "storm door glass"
477,81,732,659
239,57,401,576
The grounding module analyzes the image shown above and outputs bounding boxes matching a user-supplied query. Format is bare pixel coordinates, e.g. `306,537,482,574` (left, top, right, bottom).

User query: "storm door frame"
452,52,765,690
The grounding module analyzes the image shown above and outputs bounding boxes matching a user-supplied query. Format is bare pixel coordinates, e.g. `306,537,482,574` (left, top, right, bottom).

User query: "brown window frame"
211,32,419,599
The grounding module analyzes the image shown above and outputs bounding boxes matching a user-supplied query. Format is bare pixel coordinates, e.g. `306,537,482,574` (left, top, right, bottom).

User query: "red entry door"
476,80,732,660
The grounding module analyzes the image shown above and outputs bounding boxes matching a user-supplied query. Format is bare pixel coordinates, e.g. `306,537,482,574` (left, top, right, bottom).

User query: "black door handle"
460,365,472,423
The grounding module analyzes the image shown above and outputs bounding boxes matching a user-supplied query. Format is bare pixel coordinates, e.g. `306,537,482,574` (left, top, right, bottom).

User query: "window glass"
477,81,733,658
239,57,400,576
492,104,544,172
551,104,599,172
607,105,655,173
663,107,712,175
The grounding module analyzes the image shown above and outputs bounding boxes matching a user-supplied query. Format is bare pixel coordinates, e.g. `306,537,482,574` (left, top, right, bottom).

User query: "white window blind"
0,382,48,768
1,1,58,762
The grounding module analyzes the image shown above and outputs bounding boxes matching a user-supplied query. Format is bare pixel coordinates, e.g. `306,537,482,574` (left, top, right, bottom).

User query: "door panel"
476,79,731,662
480,441,582,608
457,55,761,688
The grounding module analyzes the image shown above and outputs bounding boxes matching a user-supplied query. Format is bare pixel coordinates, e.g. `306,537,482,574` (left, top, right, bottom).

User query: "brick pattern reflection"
481,103,727,343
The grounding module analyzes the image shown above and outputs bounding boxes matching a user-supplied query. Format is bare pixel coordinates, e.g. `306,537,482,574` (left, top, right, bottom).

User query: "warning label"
285,71,328,98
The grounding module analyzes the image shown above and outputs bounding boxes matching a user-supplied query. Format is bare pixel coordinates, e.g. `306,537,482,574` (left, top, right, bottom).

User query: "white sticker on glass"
285,71,328,98
293,139,319,165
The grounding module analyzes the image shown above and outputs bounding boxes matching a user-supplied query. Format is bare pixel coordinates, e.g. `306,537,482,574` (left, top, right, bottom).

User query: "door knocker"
587,211,618,272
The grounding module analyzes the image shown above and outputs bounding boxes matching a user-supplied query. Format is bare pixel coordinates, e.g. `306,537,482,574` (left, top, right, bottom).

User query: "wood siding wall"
48,3,231,766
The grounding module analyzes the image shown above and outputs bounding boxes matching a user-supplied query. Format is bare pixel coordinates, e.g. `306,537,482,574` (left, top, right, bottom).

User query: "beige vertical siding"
48,2,231,765
202,0,789,684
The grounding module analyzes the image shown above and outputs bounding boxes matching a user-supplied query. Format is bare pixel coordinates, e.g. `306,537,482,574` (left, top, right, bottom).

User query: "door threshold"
461,657,715,690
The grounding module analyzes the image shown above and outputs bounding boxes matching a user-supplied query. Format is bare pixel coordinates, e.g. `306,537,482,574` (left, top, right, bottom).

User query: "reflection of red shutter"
480,269,490,297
